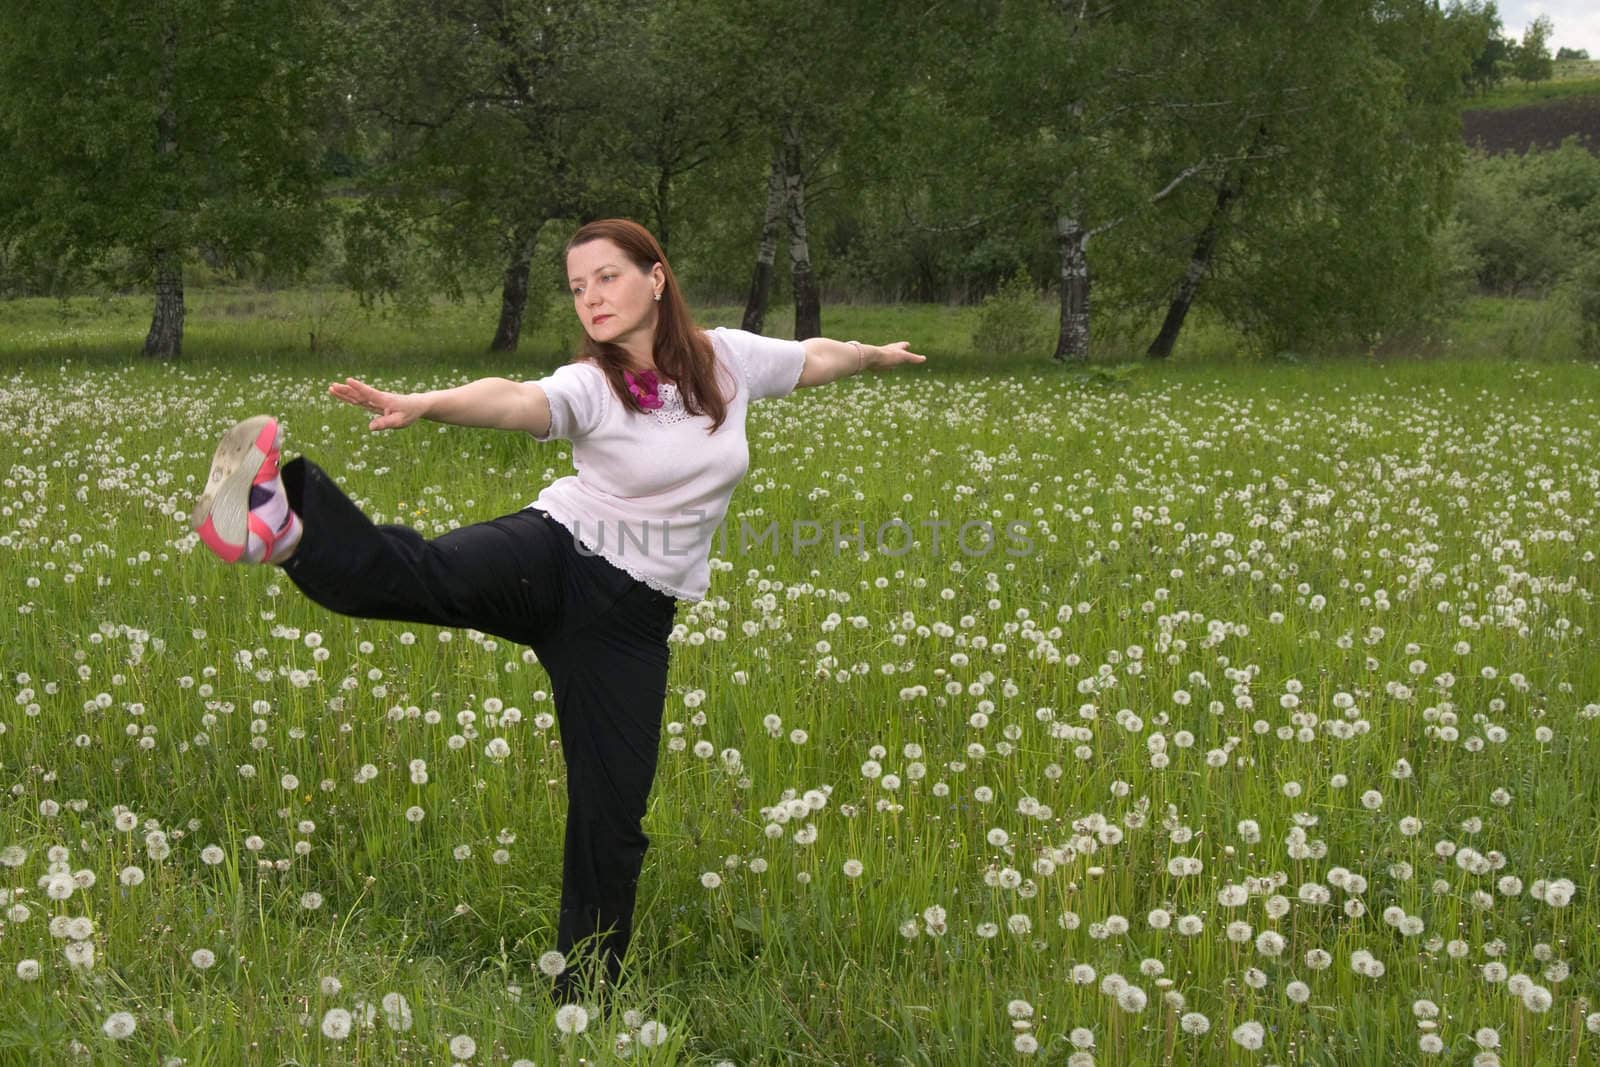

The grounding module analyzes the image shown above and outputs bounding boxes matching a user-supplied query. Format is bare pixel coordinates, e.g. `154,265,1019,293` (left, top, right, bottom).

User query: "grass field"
1462,62,1600,111
0,284,1592,374
3,302,1600,1064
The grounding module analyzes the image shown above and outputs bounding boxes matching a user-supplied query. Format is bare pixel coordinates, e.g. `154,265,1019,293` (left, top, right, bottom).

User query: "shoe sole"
191,415,280,561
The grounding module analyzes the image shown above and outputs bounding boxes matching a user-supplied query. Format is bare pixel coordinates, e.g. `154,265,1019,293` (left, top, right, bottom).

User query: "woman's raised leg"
276,456,567,648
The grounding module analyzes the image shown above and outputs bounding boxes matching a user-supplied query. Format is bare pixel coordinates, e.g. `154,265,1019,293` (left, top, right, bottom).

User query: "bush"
970,267,1051,359
1451,140,1600,295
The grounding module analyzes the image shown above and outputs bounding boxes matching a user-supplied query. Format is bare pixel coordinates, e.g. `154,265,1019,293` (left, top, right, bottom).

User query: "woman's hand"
872,341,928,368
328,377,429,431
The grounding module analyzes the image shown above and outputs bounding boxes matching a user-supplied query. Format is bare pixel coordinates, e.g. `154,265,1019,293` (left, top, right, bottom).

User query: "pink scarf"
624,368,664,410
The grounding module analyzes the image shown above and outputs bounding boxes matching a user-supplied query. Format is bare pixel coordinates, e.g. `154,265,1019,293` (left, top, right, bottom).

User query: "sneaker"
192,415,301,564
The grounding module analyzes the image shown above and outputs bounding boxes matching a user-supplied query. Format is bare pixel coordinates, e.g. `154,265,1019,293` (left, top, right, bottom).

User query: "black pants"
278,457,679,1001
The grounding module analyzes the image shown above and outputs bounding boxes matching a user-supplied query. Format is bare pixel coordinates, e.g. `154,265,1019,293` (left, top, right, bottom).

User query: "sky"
1494,1,1600,58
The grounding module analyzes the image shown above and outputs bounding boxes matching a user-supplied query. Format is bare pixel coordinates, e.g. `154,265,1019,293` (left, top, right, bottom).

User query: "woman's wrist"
847,340,871,375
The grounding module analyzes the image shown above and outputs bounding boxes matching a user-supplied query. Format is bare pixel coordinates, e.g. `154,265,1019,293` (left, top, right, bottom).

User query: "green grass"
2,285,1591,379
1553,59,1600,81
0,288,1026,378
2,298,1600,1063
1463,73,1600,111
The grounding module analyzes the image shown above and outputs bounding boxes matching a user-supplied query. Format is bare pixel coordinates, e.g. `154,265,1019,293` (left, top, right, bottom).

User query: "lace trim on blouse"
648,380,694,426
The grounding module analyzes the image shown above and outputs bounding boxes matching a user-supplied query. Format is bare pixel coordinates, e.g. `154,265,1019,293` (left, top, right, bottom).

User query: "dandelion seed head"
554,1005,589,1035
321,1008,353,1040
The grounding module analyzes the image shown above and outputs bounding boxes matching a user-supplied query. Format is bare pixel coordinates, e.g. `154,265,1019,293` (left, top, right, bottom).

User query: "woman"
190,218,926,1001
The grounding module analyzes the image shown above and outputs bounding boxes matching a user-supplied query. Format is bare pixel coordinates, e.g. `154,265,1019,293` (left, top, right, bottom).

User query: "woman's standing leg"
535,578,678,1002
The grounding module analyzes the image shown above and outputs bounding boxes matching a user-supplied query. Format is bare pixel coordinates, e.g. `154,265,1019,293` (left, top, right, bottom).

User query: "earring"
653,292,661,302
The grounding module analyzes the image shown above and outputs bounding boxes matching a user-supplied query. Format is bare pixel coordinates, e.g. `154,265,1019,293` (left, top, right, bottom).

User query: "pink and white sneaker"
191,415,302,564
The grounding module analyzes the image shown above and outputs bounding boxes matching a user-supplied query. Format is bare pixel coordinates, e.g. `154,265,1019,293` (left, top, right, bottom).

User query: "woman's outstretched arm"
328,376,552,436
795,339,927,389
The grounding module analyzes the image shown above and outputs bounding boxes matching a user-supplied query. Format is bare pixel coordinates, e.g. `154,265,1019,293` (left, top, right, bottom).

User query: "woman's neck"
582,350,660,377
615,331,655,372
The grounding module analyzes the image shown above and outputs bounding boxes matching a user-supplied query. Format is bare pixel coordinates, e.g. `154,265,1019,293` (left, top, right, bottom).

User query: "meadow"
1464,58,1600,109
2,297,1600,1065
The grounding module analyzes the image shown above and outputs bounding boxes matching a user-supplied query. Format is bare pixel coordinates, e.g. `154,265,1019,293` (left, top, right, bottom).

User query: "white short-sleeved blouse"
525,326,806,602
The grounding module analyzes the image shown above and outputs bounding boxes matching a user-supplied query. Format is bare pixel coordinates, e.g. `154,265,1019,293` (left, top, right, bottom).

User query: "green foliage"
1451,140,1600,294
1436,293,1583,360
336,201,435,315
1454,0,1509,93
0,0,1563,363
1510,14,1556,83
0,0,335,291
1429,211,1485,298
1109,0,1482,357
327,0,659,348
1498,286,1583,359
969,268,1050,360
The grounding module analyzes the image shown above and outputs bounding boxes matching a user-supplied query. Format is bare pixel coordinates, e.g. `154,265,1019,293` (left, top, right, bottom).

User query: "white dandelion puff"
554,1005,589,1035
381,992,413,1032
321,1008,353,1040
1232,1021,1264,1049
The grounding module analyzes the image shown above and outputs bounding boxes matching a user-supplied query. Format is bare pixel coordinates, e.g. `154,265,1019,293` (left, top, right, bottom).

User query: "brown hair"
564,219,730,434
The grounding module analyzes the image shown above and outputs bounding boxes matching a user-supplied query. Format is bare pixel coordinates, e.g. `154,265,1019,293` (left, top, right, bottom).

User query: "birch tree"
916,0,1479,362
1134,0,1482,357
741,149,785,333
724,0,913,340
936,0,1237,362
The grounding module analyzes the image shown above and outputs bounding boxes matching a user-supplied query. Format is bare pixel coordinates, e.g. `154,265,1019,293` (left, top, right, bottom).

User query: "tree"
740,148,785,333
333,0,656,353
717,0,916,340
905,0,1480,363
619,0,750,257
1555,47,1589,61
1455,0,1509,94
914,0,1273,362
1511,15,1555,82
1135,0,1486,359
0,1,335,357
1133,1,1482,358
1452,139,1600,294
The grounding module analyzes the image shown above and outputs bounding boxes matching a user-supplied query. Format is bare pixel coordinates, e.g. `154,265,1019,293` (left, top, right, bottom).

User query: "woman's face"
567,238,663,350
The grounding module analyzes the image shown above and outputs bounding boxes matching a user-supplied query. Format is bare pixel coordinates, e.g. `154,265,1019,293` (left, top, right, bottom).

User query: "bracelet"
847,340,865,374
